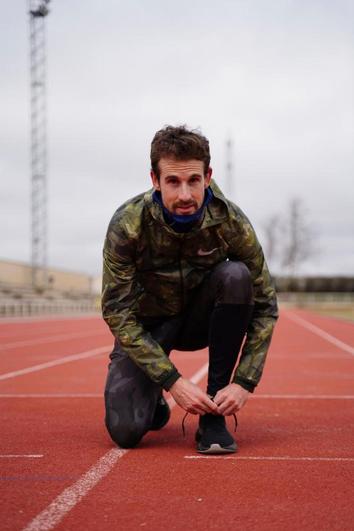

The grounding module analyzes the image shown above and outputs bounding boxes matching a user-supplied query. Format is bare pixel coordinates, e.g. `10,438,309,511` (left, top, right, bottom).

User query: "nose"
178,183,192,202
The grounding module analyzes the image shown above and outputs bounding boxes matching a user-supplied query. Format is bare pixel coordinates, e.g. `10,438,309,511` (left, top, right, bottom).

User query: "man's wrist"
162,370,182,391
233,376,256,393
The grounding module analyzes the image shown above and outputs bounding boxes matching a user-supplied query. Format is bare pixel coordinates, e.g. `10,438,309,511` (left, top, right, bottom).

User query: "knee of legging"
213,261,253,304
106,418,145,449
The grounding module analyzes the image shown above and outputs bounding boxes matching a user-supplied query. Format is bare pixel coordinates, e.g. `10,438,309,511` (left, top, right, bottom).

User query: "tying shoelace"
181,411,238,437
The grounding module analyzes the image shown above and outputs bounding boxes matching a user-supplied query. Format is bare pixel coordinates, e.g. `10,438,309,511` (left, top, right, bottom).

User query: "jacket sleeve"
101,219,181,390
229,208,279,392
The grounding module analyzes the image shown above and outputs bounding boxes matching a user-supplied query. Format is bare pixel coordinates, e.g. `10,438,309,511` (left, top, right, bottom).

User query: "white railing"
0,300,99,318
278,292,354,306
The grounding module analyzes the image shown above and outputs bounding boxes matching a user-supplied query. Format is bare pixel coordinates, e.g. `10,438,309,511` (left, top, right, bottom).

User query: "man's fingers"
189,395,214,415
218,403,229,414
222,404,239,415
203,396,220,413
213,393,226,407
218,400,237,415
188,406,206,415
213,386,249,413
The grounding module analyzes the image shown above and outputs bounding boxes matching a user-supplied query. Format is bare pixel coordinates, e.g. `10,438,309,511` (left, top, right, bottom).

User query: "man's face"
151,157,212,215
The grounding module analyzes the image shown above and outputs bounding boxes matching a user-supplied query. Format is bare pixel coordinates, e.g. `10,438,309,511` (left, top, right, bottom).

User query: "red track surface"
1,309,353,530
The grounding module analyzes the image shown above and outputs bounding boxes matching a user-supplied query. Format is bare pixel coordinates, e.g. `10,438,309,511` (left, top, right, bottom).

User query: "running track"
0,309,353,530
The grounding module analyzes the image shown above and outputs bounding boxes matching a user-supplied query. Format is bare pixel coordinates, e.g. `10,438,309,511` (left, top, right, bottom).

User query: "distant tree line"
261,197,353,292
274,276,354,293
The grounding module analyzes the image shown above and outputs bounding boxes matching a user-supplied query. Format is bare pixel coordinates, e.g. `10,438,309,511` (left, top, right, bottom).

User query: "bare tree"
262,214,281,269
281,197,316,276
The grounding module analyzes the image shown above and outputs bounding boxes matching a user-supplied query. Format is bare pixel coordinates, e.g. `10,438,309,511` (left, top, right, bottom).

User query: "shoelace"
181,411,238,438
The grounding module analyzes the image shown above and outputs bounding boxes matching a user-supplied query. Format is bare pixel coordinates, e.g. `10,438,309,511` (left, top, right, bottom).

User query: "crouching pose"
102,125,278,453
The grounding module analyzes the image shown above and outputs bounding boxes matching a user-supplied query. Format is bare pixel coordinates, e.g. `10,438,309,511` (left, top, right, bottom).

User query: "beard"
171,200,199,214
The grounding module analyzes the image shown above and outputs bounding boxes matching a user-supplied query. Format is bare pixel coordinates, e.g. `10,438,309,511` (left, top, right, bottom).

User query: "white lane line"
0,346,111,381
23,449,127,531
189,363,209,385
285,312,354,356
22,362,208,531
0,455,43,458
0,330,107,350
184,456,354,462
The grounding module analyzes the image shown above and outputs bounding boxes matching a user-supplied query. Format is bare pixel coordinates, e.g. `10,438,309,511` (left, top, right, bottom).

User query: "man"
102,125,278,454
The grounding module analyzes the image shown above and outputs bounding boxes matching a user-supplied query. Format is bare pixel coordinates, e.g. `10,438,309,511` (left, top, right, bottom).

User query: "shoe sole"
197,442,237,454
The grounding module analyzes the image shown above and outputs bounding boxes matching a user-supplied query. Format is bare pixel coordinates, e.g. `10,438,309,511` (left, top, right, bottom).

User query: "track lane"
287,308,354,346
0,333,111,375
0,351,207,531
0,316,110,377
0,329,109,351
45,380,354,531
260,311,354,395
0,309,353,530
285,311,354,355
0,316,105,342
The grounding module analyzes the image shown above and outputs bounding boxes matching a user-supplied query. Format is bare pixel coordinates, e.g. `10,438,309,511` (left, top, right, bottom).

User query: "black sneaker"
150,395,171,431
195,414,237,454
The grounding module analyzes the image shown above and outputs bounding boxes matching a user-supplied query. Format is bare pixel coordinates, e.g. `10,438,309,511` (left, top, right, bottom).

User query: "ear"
150,170,160,191
204,167,212,188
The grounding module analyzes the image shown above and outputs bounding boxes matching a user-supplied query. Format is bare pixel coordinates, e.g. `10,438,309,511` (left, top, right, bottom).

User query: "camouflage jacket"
102,180,278,391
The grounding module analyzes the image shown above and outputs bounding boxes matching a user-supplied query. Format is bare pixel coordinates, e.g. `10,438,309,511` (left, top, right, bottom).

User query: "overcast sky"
1,0,353,277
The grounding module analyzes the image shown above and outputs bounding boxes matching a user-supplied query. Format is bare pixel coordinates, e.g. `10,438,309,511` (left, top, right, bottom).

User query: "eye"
190,176,201,184
167,177,179,185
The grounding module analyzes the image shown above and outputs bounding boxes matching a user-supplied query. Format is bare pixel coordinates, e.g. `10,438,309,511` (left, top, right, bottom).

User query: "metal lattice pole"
29,0,50,289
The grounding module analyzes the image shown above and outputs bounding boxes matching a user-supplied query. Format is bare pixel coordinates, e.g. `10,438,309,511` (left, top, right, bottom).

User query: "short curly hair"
150,125,211,178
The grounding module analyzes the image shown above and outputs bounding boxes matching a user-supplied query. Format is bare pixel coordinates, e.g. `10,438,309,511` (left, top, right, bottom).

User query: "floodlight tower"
29,0,50,288
226,137,235,200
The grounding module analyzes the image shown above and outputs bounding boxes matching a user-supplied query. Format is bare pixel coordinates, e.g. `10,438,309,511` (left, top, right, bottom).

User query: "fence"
0,299,99,318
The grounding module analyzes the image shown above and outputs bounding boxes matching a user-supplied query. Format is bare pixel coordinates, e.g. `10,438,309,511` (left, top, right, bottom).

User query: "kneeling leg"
104,352,161,448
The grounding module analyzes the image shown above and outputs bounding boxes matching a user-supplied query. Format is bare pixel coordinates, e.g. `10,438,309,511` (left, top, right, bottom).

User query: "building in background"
0,259,101,317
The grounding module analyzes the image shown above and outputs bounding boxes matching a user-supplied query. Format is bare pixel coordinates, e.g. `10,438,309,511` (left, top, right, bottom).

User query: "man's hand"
169,378,219,415
213,383,249,415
